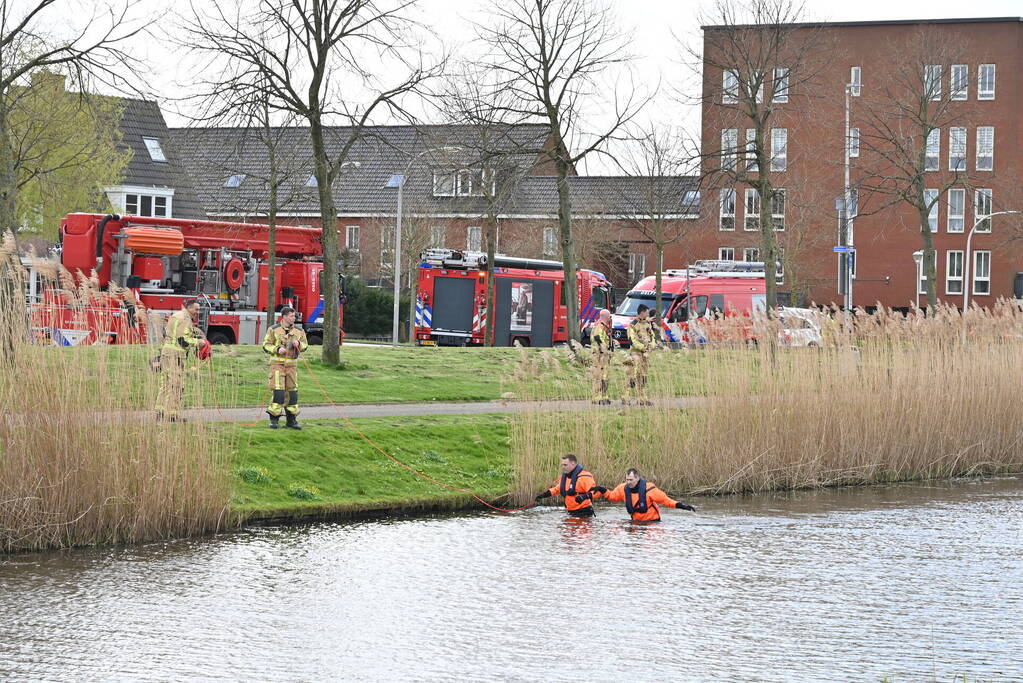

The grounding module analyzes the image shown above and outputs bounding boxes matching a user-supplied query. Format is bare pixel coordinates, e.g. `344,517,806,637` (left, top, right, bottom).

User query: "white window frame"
972,250,991,296
917,255,927,295
432,171,455,197
381,227,395,269
749,70,764,103
745,128,758,173
466,226,483,251
925,64,942,101
850,66,861,96
719,189,736,231
974,189,993,234
925,128,940,171
949,127,966,172
924,189,939,233
628,252,646,284
742,247,760,262
976,126,993,171
848,127,860,158
744,188,760,232
345,225,360,252
978,64,995,100
142,137,167,162
770,129,787,172
722,69,738,103
721,129,738,171
945,250,964,296
951,64,968,101
772,67,789,103
947,188,965,233
718,247,735,260
430,225,446,249
542,226,557,257
771,189,785,232
123,191,172,218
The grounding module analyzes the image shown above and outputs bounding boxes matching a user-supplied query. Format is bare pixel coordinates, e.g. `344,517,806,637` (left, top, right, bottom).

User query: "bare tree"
181,0,440,365
475,0,645,342
686,0,828,310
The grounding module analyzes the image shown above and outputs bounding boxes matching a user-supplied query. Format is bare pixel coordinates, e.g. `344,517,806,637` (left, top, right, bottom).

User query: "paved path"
186,397,705,422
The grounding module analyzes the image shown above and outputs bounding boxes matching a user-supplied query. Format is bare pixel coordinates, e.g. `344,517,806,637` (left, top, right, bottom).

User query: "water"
2,476,1021,682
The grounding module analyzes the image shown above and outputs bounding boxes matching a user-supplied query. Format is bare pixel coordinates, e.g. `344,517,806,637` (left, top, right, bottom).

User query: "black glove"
535,491,552,502
591,486,607,494
677,503,696,512
574,494,588,503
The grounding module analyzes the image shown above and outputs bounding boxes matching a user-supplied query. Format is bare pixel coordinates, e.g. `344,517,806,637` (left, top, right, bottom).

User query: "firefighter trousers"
626,350,649,400
590,348,611,400
155,349,186,418
268,362,300,417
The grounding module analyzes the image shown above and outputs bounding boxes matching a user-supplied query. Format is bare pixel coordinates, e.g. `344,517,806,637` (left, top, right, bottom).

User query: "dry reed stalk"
510,305,1023,502
0,240,231,553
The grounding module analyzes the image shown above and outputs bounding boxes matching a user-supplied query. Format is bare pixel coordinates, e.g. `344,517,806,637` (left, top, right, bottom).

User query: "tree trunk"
555,164,579,342
309,116,341,365
759,182,778,313
265,176,278,330
0,117,19,233
654,246,663,322
919,208,938,309
485,214,498,346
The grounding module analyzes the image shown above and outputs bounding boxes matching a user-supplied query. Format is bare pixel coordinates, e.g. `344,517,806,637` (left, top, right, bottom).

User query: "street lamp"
912,250,923,309
841,82,855,311
963,209,1020,311
384,146,464,346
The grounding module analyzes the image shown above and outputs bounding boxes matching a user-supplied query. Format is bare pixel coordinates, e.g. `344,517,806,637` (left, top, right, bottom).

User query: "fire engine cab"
414,248,613,347
612,260,773,346
44,213,344,346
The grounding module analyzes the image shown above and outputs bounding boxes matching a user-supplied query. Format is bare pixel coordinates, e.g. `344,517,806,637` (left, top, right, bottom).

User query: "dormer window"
432,171,456,197
305,174,318,187
143,137,167,162
224,174,246,187
433,168,495,197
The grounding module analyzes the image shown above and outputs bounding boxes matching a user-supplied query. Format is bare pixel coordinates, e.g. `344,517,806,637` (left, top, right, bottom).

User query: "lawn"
228,414,514,520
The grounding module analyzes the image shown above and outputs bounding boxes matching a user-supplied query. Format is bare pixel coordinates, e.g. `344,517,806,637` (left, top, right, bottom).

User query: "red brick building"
695,17,1023,309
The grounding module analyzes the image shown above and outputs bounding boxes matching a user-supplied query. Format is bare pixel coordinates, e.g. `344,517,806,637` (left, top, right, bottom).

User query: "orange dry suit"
544,465,598,517
603,479,688,522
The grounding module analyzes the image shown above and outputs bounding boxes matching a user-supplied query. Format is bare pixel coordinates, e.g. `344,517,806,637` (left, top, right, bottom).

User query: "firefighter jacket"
590,321,612,352
162,309,202,354
627,317,658,351
262,324,309,365
603,480,681,522
546,465,598,513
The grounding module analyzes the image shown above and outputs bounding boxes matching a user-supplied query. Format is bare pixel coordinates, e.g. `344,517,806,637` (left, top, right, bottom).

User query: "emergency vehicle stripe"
662,319,680,342
308,299,324,324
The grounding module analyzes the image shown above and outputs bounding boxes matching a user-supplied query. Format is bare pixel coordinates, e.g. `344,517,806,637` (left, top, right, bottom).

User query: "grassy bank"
229,414,513,520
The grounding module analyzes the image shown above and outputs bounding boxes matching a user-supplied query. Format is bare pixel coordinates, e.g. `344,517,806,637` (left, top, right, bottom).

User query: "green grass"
228,414,514,519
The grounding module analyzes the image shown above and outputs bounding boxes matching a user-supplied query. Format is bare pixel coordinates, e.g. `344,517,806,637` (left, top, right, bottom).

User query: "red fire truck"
611,260,771,346
414,249,613,347
32,212,343,346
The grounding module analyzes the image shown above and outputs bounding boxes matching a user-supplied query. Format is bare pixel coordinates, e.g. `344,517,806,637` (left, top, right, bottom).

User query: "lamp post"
842,82,854,311
963,209,1020,311
912,250,923,309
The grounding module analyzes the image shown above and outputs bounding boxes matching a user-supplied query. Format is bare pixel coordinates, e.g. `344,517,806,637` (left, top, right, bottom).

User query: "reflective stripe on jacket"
262,323,309,365
162,309,200,353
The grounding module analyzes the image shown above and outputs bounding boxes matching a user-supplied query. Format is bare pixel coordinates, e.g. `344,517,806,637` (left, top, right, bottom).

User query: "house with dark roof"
170,123,700,287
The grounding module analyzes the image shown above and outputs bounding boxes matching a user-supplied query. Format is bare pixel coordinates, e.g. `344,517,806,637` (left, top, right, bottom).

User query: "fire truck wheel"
306,332,323,346
208,330,232,345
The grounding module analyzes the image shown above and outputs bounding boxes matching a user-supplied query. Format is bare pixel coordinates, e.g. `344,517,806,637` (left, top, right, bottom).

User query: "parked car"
777,307,824,347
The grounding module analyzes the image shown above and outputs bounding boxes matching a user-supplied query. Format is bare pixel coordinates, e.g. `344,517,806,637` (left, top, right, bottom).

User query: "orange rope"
300,356,533,513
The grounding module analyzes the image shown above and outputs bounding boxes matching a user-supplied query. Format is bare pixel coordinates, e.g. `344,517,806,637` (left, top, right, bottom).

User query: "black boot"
285,412,301,430
268,412,280,429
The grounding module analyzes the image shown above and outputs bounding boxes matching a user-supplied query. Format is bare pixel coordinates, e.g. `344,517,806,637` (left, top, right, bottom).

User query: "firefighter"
625,304,659,405
592,468,696,522
262,306,308,430
534,454,600,517
155,299,202,422
589,308,614,405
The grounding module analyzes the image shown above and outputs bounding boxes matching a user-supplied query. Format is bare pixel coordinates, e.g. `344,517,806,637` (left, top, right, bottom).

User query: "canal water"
1,476,1021,682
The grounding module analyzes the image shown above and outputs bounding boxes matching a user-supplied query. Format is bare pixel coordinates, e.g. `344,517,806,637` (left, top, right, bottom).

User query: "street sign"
833,245,855,253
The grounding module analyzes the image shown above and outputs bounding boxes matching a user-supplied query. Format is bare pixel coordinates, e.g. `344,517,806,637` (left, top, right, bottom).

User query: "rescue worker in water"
262,306,308,430
591,468,696,522
534,454,600,517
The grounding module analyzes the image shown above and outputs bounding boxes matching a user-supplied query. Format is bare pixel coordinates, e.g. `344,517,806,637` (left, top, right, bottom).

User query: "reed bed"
509,303,1023,501
0,237,231,553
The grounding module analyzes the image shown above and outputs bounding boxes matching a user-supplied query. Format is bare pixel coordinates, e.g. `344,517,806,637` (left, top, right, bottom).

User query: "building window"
224,174,246,188
925,129,940,171
951,64,968,100
744,189,760,231
949,127,966,172
772,67,789,103
142,137,166,162
771,189,785,231
345,225,360,252
722,69,738,103
976,126,993,171
975,189,993,233
124,193,169,218
925,65,942,101
719,189,736,231
770,129,787,172
978,64,995,100
682,191,701,214
946,250,964,295
430,225,445,249
973,250,991,295
305,174,318,187
848,127,860,158
721,129,738,171
718,247,735,260
925,189,939,232
849,66,861,96
742,247,760,262
628,252,646,284
947,188,965,233
432,171,455,197
542,226,557,257
381,227,394,269
917,254,927,295
467,226,482,251
750,69,764,103
457,169,495,197
745,129,758,173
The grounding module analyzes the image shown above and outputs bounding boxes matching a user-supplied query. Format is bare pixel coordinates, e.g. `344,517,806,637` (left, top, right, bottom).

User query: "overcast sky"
123,0,1022,173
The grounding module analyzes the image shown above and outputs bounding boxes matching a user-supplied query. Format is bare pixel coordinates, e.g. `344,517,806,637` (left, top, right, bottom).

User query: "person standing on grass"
535,454,601,517
262,306,308,430
589,308,614,405
625,304,658,406
592,468,696,522
155,299,203,422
